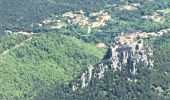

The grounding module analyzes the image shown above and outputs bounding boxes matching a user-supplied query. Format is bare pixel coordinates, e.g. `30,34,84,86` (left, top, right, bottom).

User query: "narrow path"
1,37,32,55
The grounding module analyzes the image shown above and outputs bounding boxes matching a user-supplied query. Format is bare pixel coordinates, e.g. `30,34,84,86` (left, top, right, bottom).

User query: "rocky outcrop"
72,39,154,91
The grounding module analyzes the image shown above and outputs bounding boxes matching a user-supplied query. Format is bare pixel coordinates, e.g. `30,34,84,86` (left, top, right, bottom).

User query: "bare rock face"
106,40,153,74
72,39,154,91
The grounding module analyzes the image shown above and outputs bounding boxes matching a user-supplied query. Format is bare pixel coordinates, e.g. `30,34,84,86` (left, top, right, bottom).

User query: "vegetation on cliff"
0,32,105,99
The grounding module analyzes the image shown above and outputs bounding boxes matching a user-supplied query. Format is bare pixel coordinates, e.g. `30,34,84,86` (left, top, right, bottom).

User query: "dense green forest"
0,33,105,99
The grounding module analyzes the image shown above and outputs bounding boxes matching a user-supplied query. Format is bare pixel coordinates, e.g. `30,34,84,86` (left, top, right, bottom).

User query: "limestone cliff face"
72,39,154,91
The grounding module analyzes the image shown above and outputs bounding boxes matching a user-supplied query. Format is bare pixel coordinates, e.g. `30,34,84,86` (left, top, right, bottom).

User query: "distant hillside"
0,32,105,99
0,0,120,35
1,0,170,37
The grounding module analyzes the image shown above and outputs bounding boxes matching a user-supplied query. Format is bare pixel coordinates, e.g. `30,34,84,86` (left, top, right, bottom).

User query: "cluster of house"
62,11,89,26
91,11,111,28
62,10,111,28
115,28,170,45
37,10,112,32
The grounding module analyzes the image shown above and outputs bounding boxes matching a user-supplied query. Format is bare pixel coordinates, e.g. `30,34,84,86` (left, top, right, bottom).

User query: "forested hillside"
0,32,105,99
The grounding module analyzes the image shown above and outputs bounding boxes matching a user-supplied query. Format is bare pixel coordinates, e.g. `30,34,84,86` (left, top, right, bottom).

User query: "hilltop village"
115,28,170,45
35,6,170,48
4,2,170,50
5,6,170,50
